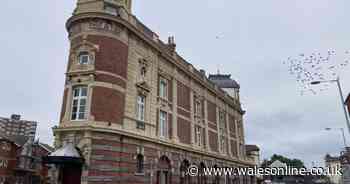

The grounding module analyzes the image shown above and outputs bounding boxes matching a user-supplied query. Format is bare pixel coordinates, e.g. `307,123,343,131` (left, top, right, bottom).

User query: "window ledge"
134,172,145,176
136,121,146,130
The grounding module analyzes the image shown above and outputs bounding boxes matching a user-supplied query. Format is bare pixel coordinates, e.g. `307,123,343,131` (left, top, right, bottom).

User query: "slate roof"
325,154,340,162
208,74,240,89
245,145,260,152
0,130,28,147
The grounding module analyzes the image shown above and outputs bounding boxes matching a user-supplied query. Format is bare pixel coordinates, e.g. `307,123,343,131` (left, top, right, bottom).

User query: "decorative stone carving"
68,37,99,72
136,82,151,96
89,19,122,35
138,58,150,82
68,19,123,38
0,141,11,152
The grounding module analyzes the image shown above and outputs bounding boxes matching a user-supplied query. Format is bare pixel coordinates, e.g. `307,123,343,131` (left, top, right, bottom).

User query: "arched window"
157,156,171,184
136,154,144,174
180,160,191,184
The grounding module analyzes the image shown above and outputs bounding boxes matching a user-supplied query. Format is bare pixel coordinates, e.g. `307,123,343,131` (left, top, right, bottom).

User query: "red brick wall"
208,131,218,152
95,73,126,88
91,86,125,124
177,117,191,145
168,113,173,139
86,132,255,184
207,101,217,124
87,35,128,79
0,141,18,177
177,108,191,118
208,123,217,130
89,134,160,182
32,145,51,179
177,82,190,111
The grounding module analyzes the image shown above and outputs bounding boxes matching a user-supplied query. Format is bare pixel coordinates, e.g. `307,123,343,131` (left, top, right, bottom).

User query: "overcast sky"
1,0,350,168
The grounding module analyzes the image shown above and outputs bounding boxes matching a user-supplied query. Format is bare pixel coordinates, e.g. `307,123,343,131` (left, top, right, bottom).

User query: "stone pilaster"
204,99,210,152
226,107,232,156
190,81,195,145
171,69,179,142
216,99,221,154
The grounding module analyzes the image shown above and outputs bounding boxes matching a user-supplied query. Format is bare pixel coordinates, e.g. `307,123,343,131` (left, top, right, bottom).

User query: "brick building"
0,115,37,142
0,138,18,184
46,1,259,184
0,132,53,184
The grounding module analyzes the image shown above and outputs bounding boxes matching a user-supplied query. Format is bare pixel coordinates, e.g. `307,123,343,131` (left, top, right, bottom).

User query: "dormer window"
79,52,90,65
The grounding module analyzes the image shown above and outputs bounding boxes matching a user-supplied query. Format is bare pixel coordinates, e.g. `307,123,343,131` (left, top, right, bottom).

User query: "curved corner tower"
53,0,133,183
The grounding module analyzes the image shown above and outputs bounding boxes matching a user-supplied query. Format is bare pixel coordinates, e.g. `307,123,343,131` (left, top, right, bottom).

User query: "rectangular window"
195,101,201,117
195,126,202,147
71,86,88,121
159,78,168,99
79,52,90,65
137,95,146,121
159,111,168,138
219,111,226,135
221,137,227,154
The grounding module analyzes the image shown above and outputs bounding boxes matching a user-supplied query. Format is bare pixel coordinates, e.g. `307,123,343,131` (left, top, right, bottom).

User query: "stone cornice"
66,12,245,115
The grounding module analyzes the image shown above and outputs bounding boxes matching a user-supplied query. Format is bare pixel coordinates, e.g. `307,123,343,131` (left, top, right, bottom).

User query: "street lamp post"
325,127,348,148
311,77,350,136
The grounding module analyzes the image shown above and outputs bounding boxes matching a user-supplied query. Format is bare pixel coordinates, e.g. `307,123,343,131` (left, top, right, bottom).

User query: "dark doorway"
157,156,171,184
60,164,82,184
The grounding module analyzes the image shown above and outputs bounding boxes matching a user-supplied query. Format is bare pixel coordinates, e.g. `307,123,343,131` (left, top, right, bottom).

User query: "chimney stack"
11,114,21,121
200,69,206,77
167,36,176,53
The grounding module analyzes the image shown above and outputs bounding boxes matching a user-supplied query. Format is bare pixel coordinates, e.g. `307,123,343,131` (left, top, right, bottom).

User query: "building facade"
325,154,341,184
49,1,258,184
0,115,37,141
0,132,53,184
0,138,18,184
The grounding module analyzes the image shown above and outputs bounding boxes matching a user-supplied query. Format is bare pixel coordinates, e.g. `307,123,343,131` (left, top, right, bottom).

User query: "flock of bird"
283,50,350,96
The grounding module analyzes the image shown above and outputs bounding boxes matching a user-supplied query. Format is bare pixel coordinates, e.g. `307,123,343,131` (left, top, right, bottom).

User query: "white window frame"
159,111,168,138
71,86,88,121
78,52,90,65
221,137,227,154
159,78,168,99
195,127,202,147
195,101,201,116
137,95,146,121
